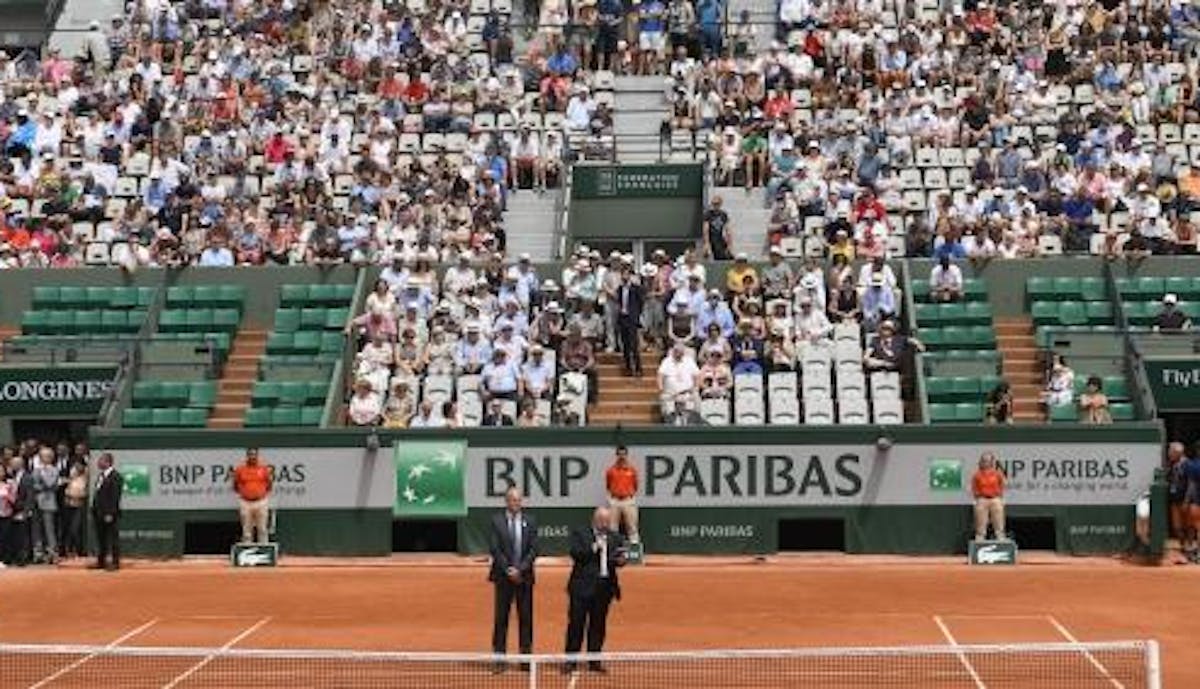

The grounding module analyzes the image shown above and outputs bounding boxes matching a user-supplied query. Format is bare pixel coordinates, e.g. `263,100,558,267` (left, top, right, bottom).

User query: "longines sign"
0,366,116,416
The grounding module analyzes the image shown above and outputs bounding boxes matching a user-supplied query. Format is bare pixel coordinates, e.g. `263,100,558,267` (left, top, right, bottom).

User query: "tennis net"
0,640,1160,688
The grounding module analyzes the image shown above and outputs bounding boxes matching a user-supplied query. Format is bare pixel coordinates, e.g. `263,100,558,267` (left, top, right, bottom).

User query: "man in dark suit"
488,487,537,671
663,399,707,426
481,399,516,427
616,266,645,376
8,456,35,567
563,506,627,675
91,452,123,571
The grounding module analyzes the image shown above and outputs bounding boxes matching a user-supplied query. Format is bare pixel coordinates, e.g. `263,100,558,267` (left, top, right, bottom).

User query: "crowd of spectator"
0,0,642,270
0,440,91,568
672,0,1200,260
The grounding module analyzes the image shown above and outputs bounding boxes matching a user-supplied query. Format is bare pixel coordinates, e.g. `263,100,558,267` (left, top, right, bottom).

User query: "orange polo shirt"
234,462,272,501
606,462,638,500
972,468,1005,499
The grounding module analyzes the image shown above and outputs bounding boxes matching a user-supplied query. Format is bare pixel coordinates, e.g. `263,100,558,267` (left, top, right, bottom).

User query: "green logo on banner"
123,464,151,496
928,458,963,491
394,441,466,518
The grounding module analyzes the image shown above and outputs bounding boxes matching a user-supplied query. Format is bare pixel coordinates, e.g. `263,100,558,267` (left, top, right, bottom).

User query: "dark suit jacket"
92,469,122,518
616,283,644,325
664,410,706,426
12,470,35,516
489,510,538,584
567,525,625,601
481,413,515,427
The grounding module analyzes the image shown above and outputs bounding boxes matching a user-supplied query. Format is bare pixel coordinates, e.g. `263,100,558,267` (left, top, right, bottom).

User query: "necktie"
510,515,521,563
621,286,629,314
599,531,609,578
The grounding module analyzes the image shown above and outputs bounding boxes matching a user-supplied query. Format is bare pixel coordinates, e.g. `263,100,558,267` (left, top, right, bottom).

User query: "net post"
528,657,538,689
1145,640,1161,689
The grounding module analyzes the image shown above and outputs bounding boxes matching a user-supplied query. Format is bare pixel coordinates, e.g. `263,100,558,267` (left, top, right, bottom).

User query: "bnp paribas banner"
464,443,1160,508
394,440,467,518
115,448,395,510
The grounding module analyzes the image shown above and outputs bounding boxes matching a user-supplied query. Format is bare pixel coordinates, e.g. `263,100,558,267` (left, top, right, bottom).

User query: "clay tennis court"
0,555,1191,688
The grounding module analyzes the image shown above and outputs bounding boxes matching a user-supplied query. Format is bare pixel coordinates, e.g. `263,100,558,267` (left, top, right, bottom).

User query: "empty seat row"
266,331,346,356
913,302,993,325
22,309,147,334
279,283,356,307
925,376,1005,402
149,332,232,358
1115,276,1200,300
131,380,218,408
158,308,242,333
917,326,997,350
252,381,330,407
32,286,155,309
910,278,987,302
1030,301,1114,327
123,407,209,427
244,406,324,427
273,307,351,333
928,402,987,423
1026,277,1108,303
165,285,247,308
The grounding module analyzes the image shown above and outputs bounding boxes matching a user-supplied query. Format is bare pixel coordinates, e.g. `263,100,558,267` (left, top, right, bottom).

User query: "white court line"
28,618,160,689
1046,615,1124,689
160,617,271,689
936,614,1054,621
933,615,986,689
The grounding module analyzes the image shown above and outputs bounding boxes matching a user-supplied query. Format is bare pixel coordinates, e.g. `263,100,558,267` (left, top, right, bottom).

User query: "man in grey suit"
488,487,537,672
31,447,61,564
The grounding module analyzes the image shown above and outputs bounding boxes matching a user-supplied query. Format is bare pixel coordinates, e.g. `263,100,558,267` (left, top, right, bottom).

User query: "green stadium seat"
1027,277,1053,303
324,308,349,330
926,377,953,401
74,311,102,332
123,408,153,427
150,408,181,426
48,311,75,335
158,382,191,405
99,310,129,333
1102,376,1129,400
978,375,1002,394
166,286,192,305
306,381,329,401
319,332,344,354
1110,403,1135,421
192,286,220,306
911,279,931,301
310,284,340,305
928,403,957,423
331,284,356,303
244,407,272,427
58,287,86,308
1086,302,1113,324
188,382,218,408
252,382,280,405
963,279,986,301
109,287,135,309
1052,277,1081,301
84,286,111,307
178,408,208,427
185,309,214,332
32,286,59,308
1124,302,1154,326
1163,277,1192,299
132,381,159,407
1135,277,1164,298
159,309,187,331
1050,404,1077,422
1180,301,1200,320
266,333,294,354
950,377,979,399
271,407,302,426
955,403,984,421
1031,301,1058,326
301,406,323,426
278,382,309,406
212,308,240,332
280,284,310,307
939,303,967,324
1057,302,1088,326
1079,277,1106,302
1114,277,1136,297
21,310,48,334
964,302,993,324
291,332,321,355
914,304,939,324
216,285,246,308
300,308,326,330
274,308,301,333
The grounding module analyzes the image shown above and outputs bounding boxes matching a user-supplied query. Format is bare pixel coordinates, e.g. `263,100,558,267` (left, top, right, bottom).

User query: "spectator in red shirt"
763,90,793,120
403,72,430,108
263,132,294,164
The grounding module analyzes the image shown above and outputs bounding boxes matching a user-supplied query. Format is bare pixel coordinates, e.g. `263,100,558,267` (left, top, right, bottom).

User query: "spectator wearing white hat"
1154,294,1193,332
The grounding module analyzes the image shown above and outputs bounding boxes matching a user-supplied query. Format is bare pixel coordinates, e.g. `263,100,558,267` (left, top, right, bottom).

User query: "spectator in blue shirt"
1063,192,1097,251
730,320,763,376
696,289,736,338
142,174,168,214
6,110,37,156
481,349,522,400
933,230,967,261
198,236,235,267
861,273,897,331
547,46,578,76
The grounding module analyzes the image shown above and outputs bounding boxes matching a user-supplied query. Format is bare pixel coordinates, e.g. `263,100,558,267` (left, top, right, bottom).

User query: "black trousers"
492,579,534,654
0,517,10,563
94,514,120,566
565,583,615,657
62,506,85,556
8,516,31,565
617,318,641,374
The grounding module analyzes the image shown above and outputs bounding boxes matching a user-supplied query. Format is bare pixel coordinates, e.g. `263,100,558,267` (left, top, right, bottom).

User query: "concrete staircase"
613,76,668,164
995,316,1044,424
504,191,560,260
207,329,267,429
588,351,660,425
710,186,770,258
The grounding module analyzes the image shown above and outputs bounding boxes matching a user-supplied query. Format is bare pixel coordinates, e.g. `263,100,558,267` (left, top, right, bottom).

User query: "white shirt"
929,264,963,291
658,355,700,398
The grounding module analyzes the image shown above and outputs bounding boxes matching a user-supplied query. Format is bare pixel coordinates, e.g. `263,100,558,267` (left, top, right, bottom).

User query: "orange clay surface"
0,554,1194,687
